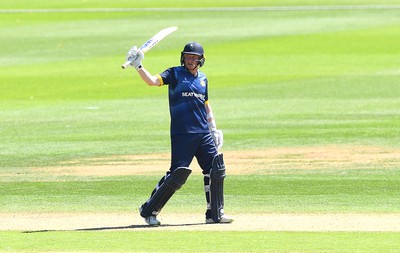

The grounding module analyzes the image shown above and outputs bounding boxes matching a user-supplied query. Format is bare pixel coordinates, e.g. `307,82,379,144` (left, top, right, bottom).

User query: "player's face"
183,54,202,70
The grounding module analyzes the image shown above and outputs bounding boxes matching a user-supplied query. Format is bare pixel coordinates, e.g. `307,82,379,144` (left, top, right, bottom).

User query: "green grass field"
1,0,400,252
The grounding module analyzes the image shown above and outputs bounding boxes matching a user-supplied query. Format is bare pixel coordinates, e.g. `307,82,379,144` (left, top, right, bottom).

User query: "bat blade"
121,26,178,69
139,26,178,53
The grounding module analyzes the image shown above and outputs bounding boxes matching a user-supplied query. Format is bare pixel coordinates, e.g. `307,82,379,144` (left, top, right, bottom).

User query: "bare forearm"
205,102,217,130
137,67,160,86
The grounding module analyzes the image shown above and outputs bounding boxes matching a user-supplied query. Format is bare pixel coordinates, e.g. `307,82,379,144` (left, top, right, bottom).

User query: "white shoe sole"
144,216,161,226
206,216,234,224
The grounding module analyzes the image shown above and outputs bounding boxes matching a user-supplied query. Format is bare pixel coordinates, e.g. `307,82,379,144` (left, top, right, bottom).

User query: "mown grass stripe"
1,5,400,14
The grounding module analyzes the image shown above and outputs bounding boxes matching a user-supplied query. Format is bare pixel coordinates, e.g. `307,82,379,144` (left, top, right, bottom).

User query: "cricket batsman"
125,41,234,226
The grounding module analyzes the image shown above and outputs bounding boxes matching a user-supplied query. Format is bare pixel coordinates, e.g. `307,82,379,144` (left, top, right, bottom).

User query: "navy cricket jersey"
157,66,209,135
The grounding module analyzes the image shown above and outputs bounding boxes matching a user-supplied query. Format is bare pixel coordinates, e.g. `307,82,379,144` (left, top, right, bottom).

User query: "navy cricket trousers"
170,133,218,175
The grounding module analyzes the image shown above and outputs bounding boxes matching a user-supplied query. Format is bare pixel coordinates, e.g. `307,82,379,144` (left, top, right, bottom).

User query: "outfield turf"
1,0,400,252
1,231,400,253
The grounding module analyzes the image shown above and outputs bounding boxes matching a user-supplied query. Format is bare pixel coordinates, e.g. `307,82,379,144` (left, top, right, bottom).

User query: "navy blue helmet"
180,42,205,67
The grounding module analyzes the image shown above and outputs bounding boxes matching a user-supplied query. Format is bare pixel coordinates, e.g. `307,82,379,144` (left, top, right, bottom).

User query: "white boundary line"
1,5,400,14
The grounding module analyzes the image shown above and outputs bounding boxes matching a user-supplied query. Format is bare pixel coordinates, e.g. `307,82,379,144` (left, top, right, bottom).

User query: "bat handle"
121,60,132,69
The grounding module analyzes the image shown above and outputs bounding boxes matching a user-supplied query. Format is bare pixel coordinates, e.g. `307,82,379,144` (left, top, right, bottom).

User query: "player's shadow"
22,222,207,233
76,222,207,231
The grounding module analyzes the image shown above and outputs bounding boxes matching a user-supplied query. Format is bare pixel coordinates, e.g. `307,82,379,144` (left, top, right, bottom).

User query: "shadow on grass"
22,222,207,233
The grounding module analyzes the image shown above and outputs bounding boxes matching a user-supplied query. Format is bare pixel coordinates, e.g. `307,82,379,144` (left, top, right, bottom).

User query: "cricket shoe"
206,215,234,224
144,216,161,226
139,206,161,226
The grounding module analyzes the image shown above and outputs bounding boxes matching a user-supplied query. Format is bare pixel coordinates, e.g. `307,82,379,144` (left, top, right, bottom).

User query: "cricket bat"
121,26,178,69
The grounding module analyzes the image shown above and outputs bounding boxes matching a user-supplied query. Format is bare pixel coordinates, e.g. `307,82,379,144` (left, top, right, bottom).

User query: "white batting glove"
131,49,144,70
126,46,144,70
211,129,223,150
126,45,138,59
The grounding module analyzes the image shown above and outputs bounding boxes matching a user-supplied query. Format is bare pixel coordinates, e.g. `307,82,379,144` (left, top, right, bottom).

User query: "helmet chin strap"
185,60,201,71
185,61,200,72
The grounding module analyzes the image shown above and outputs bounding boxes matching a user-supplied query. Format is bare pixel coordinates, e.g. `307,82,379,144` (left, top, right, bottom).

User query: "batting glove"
211,129,224,150
126,46,144,70
131,49,144,70
126,45,138,59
